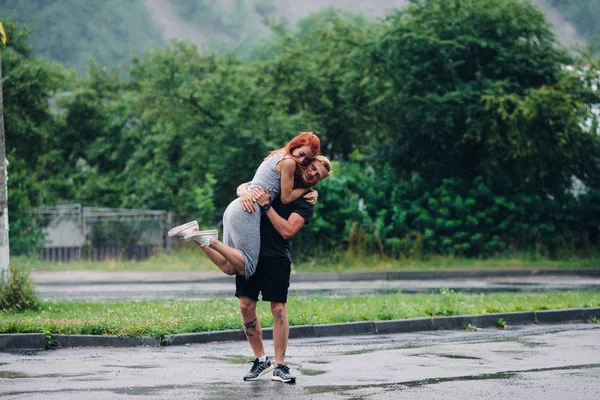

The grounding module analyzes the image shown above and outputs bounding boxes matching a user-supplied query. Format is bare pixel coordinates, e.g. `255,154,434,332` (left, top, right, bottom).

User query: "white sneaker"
168,220,199,238
184,229,218,247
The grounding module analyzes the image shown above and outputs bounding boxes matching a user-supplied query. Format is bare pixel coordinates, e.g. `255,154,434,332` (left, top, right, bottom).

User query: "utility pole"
0,23,9,281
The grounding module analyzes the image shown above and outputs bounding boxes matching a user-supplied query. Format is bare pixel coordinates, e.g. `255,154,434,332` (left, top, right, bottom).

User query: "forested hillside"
0,0,165,74
3,0,600,260
0,0,597,74
545,0,600,43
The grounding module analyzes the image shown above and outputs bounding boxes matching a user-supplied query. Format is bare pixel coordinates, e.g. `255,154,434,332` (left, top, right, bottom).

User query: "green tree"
44,61,134,207
55,40,313,215
372,0,600,195
255,9,382,159
1,21,69,254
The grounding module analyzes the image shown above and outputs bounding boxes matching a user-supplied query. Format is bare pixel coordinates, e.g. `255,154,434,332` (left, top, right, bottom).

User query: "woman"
169,132,321,278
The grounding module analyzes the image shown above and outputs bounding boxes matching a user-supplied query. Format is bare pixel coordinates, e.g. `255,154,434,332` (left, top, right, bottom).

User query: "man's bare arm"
263,209,306,240
253,186,306,239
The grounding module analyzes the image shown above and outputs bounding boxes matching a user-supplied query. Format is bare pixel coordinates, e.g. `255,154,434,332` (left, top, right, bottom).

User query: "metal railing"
34,204,173,262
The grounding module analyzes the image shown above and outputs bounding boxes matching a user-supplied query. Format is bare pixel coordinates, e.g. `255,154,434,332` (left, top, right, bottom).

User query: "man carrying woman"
168,133,331,382
236,155,331,383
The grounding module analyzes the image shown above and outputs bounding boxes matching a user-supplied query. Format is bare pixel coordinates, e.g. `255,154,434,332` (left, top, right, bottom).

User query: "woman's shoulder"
277,154,296,165
267,150,293,166
273,150,288,160
276,156,297,175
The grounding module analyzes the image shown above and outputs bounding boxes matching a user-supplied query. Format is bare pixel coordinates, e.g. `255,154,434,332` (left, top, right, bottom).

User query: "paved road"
1,324,599,399
32,271,600,300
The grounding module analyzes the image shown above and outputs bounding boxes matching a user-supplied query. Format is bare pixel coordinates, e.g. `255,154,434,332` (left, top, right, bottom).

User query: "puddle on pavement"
103,364,156,369
524,363,600,373
0,371,93,379
434,354,482,360
343,348,379,356
0,371,30,379
342,342,432,357
298,368,327,376
305,363,600,395
111,386,162,396
517,339,551,348
206,355,251,364
306,371,518,395
296,339,334,345
3,384,199,398
73,377,109,382
202,381,300,399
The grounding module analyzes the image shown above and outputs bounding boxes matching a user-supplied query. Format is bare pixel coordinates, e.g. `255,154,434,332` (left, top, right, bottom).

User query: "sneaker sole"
183,230,218,241
272,375,296,383
243,364,274,381
168,221,199,237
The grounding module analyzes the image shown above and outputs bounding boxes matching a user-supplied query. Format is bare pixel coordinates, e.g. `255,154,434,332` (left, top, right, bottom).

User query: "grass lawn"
12,248,600,273
1,290,599,339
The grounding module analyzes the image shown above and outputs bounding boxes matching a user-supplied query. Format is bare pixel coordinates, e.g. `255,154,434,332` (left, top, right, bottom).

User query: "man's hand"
239,186,256,213
303,189,318,205
252,187,271,207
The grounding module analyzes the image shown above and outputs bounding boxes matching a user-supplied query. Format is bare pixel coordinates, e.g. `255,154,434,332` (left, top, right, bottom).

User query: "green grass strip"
13,251,600,273
1,290,599,338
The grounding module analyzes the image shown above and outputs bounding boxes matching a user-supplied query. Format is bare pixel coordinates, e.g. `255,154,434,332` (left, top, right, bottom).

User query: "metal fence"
35,204,173,262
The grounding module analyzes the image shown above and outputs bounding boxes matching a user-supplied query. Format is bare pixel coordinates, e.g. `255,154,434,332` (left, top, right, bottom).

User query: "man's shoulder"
286,196,314,219
272,195,314,212
292,195,314,210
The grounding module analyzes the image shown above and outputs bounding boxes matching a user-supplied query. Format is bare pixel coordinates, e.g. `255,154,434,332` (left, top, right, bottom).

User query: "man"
236,155,331,383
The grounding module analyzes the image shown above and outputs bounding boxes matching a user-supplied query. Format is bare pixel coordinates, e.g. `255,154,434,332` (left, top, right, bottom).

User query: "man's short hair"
313,155,332,177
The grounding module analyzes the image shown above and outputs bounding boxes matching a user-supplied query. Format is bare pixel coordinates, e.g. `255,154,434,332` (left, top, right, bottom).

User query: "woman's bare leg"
190,238,245,276
208,239,245,275
194,241,239,275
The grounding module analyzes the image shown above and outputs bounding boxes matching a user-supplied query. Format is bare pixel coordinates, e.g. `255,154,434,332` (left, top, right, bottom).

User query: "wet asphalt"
31,271,600,301
1,324,599,399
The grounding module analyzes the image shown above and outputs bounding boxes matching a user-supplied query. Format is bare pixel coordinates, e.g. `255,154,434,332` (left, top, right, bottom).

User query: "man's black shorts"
235,256,291,303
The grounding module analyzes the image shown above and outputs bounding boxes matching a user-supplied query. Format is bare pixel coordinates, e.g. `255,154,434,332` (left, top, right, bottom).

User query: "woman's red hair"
265,132,321,160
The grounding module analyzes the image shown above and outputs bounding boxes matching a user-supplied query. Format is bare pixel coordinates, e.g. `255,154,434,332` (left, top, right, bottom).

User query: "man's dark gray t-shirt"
259,196,314,261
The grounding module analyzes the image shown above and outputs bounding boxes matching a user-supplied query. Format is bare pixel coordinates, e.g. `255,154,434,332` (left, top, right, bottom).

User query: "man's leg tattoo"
244,319,257,337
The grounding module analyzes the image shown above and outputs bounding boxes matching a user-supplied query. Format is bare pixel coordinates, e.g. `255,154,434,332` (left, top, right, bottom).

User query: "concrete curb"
165,330,246,346
50,334,159,349
161,307,600,346
2,308,599,351
33,268,600,286
0,333,47,351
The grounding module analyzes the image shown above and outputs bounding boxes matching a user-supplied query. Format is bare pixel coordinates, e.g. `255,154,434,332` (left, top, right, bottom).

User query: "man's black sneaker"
243,357,274,381
272,364,296,383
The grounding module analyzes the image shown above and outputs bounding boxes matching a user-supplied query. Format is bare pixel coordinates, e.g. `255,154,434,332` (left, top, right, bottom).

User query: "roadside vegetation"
0,265,39,312
1,290,599,339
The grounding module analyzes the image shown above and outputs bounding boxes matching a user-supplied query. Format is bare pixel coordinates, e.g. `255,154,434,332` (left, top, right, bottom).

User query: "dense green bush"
0,265,40,312
296,158,600,259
